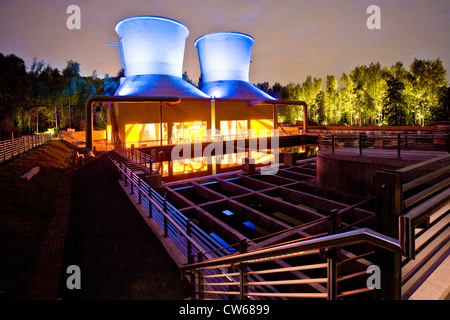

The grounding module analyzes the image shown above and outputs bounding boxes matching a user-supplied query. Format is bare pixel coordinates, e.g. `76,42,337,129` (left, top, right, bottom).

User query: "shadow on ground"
60,151,191,300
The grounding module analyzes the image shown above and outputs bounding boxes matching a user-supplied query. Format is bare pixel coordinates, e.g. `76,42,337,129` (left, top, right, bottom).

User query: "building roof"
200,80,276,100
114,74,209,99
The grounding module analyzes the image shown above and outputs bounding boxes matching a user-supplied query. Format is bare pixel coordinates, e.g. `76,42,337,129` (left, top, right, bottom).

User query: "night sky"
0,0,449,85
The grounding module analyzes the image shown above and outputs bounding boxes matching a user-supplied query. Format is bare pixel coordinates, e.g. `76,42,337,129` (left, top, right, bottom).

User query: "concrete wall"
316,151,442,196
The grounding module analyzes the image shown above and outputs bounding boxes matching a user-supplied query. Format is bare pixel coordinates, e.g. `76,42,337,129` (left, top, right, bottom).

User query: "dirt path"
60,151,190,300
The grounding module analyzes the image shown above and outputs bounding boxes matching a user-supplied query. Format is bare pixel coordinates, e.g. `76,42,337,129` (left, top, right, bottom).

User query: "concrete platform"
317,149,449,196
409,253,450,300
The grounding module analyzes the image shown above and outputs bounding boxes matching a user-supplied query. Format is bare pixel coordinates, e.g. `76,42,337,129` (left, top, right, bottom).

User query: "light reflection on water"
159,144,318,182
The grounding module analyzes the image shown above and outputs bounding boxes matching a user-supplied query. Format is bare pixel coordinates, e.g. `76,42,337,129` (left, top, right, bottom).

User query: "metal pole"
327,209,339,300
447,133,450,154
197,252,204,300
239,239,248,300
187,219,192,265
332,134,335,154
138,178,141,204
359,133,363,156
159,101,163,146
163,198,168,238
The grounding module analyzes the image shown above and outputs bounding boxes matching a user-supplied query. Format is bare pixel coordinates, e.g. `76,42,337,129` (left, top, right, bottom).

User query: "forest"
0,52,449,140
0,53,122,139
256,59,449,127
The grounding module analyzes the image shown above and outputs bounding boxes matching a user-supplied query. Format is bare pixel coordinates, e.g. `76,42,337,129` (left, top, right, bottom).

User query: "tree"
62,60,82,128
339,73,356,125
383,75,407,126
324,75,339,125
410,58,448,125
0,53,27,138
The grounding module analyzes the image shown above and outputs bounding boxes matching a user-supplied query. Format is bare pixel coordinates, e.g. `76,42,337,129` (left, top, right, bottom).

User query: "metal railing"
397,154,450,298
181,226,401,300
113,143,157,173
58,131,86,147
318,133,450,156
180,154,449,300
111,158,237,265
0,133,53,163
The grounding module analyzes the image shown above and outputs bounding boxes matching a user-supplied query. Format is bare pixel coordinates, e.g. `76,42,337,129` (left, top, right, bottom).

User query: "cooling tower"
195,32,275,100
114,16,208,98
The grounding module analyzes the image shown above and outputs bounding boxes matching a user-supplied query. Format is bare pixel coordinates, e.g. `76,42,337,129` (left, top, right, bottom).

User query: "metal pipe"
85,95,181,150
248,99,308,133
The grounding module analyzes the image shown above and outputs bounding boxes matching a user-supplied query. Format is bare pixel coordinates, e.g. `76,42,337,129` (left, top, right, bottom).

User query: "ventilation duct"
114,16,208,98
195,32,275,100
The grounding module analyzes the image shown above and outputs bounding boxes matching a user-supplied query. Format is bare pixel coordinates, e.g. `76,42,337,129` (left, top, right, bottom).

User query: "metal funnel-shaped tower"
114,16,208,98
195,32,275,100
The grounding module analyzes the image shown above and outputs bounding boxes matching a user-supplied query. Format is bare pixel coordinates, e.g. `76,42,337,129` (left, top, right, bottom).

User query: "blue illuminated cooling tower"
195,32,275,100
114,16,208,98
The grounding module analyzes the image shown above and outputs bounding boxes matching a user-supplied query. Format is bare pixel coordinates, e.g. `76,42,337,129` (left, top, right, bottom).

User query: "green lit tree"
383,75,407,126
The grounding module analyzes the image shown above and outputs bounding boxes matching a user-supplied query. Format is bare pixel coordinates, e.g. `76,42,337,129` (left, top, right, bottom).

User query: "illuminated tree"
324,75,339,125
410,58,447,125
383,75,407,126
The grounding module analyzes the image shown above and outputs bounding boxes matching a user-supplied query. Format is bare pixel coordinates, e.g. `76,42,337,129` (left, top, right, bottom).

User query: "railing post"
359,133,363,156
163,198,168,238
374,170,402,300
186,219,192,264
331,134,335,154
327,209,339,300
129,172,134,195
239,239,248,300
447,133,450,154
197,252,204,300
397,134,401,158
148,189,153,219
138,178,141,204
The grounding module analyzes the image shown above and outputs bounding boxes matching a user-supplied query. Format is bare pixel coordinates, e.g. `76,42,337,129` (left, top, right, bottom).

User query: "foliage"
0,52,448,135
256,58,448,126
0,53,123,136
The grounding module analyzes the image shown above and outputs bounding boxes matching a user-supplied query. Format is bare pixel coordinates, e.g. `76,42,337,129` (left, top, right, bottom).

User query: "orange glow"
220,120,248,140
125,123,168,147
170,156,208,175
106,125,112,142
250,119,274,137
171,121,207,144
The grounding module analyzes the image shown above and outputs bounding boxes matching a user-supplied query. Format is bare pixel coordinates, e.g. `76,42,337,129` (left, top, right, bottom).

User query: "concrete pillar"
303,104,308,133
374,170,402,300
242,157,255,174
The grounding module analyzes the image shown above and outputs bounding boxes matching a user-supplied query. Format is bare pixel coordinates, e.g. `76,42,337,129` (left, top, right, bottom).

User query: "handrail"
181,228,403,271
396,153,450,174
181,149,449,300
59,131,85,145
113,159,208,256
0,133,52,163
318,132,450,156
400,188,450,259
112,157,236,261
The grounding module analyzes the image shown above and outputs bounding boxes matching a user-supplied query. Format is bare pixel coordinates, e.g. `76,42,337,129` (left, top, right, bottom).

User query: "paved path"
60,151,190,300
